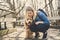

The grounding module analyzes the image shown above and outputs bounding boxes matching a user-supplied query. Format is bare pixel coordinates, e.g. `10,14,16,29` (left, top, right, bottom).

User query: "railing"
0,17,60,27
48,17,60,27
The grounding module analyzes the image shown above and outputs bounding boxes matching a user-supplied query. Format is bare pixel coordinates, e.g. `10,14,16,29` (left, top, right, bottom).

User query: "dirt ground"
0,27,60,40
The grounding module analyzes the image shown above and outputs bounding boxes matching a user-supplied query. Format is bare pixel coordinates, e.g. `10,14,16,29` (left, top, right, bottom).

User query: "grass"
0,28,17,36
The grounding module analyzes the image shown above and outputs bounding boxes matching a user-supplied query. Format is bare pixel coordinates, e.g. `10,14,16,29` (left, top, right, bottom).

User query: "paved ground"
0,27,60,40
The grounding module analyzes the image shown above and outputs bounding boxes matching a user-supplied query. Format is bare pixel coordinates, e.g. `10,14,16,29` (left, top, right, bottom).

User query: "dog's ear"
27,17,32,20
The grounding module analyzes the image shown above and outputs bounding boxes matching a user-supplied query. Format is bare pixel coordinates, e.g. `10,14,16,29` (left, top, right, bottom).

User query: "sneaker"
35,32,39,38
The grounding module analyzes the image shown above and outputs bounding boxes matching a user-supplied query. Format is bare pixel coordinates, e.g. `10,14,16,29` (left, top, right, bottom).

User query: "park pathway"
0,27,60,40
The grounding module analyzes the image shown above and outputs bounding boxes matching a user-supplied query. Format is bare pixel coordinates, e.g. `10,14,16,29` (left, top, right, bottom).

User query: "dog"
24,17,33,39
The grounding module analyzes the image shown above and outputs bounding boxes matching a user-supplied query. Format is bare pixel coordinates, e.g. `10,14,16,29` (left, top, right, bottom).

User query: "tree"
48,0,54,17
0,22,1,30
0,0,26,28
44,0,49,16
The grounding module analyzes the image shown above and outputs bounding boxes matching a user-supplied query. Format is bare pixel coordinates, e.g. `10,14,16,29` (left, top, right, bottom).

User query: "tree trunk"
0,22,1,30
45,0,49,16
4,22,7,29
48,0,54,17
7,0,16,28
4,15,7,29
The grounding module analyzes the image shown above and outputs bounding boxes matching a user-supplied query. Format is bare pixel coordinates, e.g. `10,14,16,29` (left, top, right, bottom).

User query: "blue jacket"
35,11,50,26
29,11,50,32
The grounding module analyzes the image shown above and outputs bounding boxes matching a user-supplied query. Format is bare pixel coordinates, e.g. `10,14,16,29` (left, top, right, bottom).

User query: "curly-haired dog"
24,17,33,39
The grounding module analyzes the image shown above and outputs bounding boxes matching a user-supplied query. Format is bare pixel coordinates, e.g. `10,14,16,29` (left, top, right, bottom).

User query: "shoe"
35,32,39,38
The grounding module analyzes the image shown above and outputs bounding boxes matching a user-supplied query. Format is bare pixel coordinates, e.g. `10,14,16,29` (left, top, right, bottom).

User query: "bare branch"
0,8,15,18
0,8,15,13
0,2,4,3
17,4,25,14
15,1,21,10
6,0,13,10
43,0,53,9
0,4,10,9
16,1,26,15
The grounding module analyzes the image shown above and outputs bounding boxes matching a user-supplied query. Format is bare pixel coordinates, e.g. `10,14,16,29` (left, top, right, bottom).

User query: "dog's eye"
27,18,33,21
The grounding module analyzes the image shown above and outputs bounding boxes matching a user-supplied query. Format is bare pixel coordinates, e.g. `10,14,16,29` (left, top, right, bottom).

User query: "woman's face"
27,11,34,17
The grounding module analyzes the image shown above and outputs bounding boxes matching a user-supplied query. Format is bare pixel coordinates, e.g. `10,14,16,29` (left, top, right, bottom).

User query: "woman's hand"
35,21,44,25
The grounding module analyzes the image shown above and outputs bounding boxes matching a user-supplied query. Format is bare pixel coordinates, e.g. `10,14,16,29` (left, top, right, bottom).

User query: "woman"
24,6,36,39
24,7,50,40
34,9,50,39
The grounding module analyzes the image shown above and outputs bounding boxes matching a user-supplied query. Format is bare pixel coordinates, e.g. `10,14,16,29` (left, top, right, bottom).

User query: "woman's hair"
37,9,47,16
25,6,36,20
26,6,34,13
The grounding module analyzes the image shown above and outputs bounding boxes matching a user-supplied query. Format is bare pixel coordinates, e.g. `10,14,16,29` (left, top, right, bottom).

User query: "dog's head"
26,18,33,26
